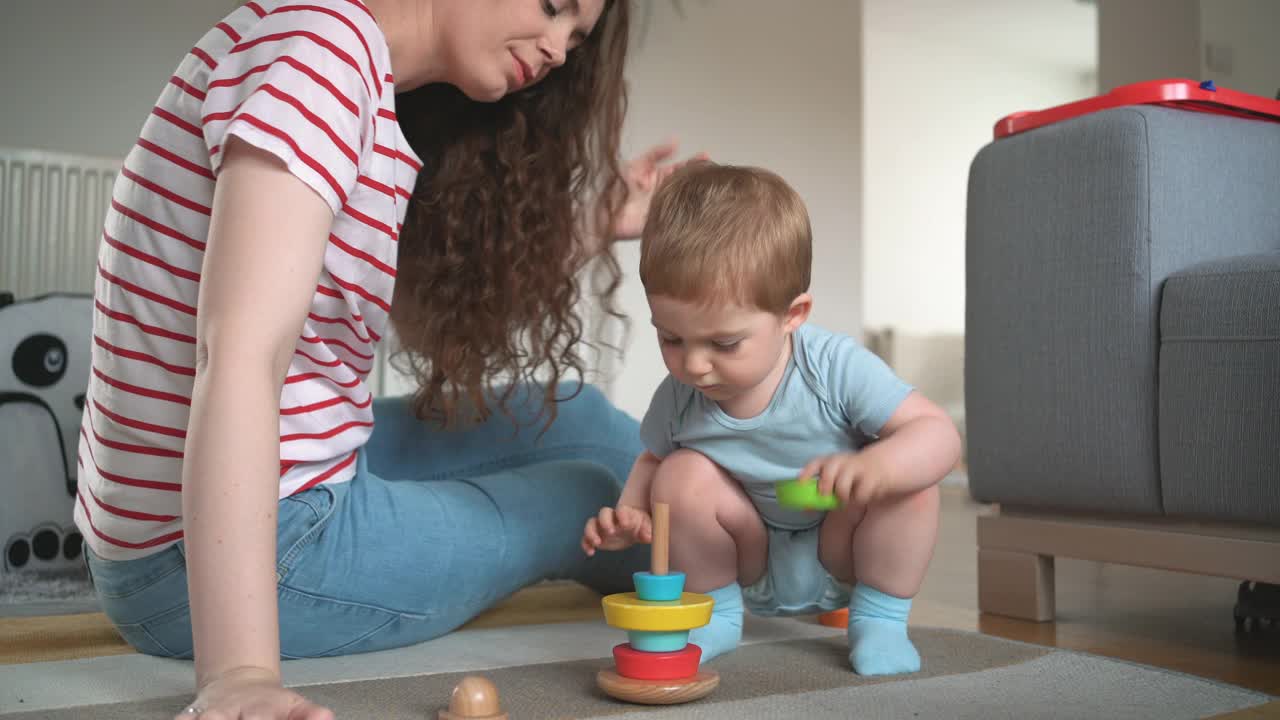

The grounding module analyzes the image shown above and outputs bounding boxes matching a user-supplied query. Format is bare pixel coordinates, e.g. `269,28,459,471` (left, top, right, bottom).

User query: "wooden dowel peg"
652,502,669,576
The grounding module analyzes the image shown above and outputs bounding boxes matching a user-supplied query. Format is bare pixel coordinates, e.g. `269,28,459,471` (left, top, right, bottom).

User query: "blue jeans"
85,383,648,659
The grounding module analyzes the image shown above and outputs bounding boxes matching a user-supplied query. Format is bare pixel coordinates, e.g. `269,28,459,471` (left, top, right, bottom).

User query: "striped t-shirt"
74,0,422,560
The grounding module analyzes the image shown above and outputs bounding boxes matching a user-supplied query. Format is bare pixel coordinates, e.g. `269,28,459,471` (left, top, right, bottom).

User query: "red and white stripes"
75,0,421,559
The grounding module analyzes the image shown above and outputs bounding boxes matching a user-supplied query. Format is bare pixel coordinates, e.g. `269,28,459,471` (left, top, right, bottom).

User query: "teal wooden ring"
627,629,689,652
633,571,686,601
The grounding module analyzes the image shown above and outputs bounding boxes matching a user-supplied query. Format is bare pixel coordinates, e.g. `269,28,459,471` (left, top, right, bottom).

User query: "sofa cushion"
1159,253,1280,525
967,105,1280,517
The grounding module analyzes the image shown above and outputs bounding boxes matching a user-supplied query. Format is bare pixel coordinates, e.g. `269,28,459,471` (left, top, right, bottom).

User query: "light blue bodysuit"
640,322,913,614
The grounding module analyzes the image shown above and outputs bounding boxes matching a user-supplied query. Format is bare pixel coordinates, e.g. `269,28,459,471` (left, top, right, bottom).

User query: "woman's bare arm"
183,138,334,688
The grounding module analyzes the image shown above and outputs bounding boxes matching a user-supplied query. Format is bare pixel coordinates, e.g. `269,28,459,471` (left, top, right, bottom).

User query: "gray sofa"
964,104,1280,621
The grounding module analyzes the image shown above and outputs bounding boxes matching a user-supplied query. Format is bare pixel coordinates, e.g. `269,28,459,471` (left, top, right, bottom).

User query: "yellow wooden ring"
601,592,714,632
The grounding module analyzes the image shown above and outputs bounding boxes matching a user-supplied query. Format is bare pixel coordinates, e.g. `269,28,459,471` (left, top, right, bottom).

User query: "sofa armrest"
964,106,1280,514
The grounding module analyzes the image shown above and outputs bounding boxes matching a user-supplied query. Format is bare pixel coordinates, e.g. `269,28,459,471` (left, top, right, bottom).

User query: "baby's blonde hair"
639,161,811,314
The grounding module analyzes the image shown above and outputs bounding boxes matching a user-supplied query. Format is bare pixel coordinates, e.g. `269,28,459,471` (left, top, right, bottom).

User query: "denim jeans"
85,383,648,659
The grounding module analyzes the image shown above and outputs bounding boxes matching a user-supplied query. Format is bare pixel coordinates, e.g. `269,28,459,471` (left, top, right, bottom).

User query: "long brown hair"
391,1,630,429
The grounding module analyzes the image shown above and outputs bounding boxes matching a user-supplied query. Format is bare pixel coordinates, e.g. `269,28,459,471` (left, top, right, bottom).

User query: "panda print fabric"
0,292,91,575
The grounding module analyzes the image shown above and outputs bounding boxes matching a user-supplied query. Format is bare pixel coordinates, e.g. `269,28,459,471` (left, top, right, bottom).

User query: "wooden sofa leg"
978,548,1056,621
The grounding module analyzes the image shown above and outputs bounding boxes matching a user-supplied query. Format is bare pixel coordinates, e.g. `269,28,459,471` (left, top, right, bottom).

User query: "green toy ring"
775,477,840,510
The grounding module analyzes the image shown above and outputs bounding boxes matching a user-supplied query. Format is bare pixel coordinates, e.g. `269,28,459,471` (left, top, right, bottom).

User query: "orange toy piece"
818,607,849,628
438,675,508,720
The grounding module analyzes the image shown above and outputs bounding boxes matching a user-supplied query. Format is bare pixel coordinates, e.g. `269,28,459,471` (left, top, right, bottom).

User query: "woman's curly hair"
390,1,630,430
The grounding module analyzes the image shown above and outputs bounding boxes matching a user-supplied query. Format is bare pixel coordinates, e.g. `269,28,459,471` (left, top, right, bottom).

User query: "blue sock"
847,582,920,675
687,582,743,664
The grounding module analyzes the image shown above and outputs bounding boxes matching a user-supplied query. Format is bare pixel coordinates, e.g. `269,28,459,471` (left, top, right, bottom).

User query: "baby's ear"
784,293,813,331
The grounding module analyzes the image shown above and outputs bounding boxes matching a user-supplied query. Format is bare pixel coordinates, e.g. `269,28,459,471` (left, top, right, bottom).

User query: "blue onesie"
639,322,913,616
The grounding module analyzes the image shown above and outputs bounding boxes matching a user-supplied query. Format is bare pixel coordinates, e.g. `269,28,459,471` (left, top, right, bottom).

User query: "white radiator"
0,147,120,299
0,147,621,401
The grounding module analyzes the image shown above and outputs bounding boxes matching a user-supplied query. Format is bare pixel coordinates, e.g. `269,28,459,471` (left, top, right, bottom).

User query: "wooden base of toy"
596,668,720,705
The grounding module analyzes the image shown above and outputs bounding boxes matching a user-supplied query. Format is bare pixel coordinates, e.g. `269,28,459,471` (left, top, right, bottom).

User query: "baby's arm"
581,452,659,555
805,392,960,505
582,377,681,554
805,337,961,504
851,392,961,496
617,450,660,509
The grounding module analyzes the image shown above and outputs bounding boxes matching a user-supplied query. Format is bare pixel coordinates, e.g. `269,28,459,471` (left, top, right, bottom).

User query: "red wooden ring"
612,642,702,681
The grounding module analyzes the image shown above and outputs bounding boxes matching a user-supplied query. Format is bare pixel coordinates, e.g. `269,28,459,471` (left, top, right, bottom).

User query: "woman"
75,1,693,717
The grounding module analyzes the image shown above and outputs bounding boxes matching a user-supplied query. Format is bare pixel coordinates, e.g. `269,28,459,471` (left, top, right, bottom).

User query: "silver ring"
182,707,203,715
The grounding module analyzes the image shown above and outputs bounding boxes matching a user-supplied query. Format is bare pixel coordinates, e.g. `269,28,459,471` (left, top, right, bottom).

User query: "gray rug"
1,622,1269,719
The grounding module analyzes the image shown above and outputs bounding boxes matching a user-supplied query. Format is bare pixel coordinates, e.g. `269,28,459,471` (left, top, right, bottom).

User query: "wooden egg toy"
438,674,507,720
596,502,720,705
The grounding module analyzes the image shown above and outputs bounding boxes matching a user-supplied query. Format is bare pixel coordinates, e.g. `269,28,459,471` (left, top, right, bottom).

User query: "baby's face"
648,294,793,406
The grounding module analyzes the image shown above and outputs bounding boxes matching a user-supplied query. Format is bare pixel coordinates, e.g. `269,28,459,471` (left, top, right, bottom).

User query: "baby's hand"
800,452,889,508
581,505,653,556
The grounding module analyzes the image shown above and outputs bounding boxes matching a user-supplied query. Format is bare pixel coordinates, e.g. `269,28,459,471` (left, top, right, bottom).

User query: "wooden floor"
910,485,1280,699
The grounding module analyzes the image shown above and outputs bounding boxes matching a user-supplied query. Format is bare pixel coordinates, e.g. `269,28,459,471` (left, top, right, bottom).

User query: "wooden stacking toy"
438,675,507,720
596,502,720,705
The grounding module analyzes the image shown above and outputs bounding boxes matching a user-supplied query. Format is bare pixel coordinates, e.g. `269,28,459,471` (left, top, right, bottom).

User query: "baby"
581,161,961,675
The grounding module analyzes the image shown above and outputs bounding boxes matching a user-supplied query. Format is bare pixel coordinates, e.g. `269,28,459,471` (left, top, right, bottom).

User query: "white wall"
0,1,239,158
1097,0,1200,92
1097,0,1280,98
862,0,1097,335
1199,0,1280,99
597,0,865,418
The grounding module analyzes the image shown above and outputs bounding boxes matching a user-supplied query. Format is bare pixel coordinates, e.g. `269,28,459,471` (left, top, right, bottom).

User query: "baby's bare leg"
818,485,939,596
650,450,766,663
818,485,940,676
650,449,767,591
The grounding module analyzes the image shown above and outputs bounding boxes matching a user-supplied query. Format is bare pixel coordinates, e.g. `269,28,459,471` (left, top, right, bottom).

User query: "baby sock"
847,582,920,675
687,582,743,664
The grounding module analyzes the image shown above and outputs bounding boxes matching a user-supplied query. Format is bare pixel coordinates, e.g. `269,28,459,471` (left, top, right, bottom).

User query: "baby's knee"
892,484,940,519
651,450,731,506
912,484,940,510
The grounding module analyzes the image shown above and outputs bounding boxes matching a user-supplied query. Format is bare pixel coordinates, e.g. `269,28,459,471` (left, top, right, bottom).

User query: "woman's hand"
175,666,333,720
610,139,709,241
